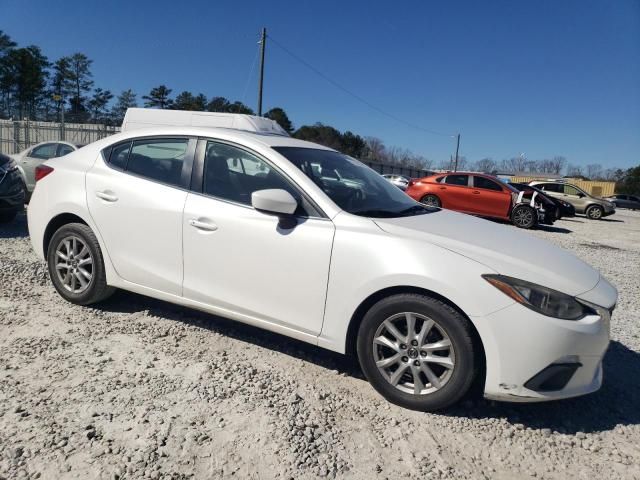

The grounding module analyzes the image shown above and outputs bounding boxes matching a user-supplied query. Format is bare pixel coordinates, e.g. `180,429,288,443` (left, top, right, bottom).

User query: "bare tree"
475,158,496,173
566,163,583,177
586,163,603,180
363,136,386,161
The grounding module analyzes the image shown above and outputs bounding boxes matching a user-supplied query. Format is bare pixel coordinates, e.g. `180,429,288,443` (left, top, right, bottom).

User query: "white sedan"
27,121,616,411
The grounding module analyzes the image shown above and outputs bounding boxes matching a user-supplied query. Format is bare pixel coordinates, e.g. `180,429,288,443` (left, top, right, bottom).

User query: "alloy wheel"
373,312,455,395
588,207,603,219
421,195,440,207
54,235,94,294
513,207,534,227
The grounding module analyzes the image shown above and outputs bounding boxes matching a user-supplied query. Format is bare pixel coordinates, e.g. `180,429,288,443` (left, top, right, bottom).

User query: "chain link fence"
0,119,435,180
361,160,434,179
0,119,120,155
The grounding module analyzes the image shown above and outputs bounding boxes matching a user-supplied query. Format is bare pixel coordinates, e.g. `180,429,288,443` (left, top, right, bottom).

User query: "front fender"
317,216,514,353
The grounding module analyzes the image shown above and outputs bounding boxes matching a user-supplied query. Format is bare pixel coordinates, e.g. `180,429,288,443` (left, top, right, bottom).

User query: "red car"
405,172,543,228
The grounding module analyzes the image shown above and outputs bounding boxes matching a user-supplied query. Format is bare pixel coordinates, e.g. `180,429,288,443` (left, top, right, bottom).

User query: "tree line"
1,30,636,189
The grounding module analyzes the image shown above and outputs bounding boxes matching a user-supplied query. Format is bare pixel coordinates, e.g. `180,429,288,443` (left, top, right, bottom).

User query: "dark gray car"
0,153,26,223
605,194,640,210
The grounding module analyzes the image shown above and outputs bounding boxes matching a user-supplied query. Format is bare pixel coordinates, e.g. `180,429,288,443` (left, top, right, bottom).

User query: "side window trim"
100,136,197,191
191,137,328,219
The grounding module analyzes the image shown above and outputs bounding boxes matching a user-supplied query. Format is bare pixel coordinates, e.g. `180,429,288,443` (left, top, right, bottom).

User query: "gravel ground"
1,209,639,480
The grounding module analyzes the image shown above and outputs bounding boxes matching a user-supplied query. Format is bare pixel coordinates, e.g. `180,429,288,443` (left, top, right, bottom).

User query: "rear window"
444,174,469,186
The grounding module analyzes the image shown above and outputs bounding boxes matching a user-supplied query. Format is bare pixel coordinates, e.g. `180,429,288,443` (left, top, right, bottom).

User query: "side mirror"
577,192,585,198
251,189,298,216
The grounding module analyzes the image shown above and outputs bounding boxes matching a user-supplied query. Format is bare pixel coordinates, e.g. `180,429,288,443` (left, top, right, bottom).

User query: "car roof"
94,126,336,152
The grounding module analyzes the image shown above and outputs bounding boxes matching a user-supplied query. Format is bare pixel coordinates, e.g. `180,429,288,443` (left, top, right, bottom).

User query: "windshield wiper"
352,209,398,218
397,205,431,216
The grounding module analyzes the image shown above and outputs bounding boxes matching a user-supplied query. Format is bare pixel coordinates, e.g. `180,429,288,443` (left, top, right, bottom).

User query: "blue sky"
2,0,639,168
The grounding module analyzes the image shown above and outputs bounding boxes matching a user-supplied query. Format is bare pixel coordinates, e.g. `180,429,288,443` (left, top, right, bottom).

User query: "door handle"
439,186,447,190
95,191,118,202
189,218,218,232
472,190,480,194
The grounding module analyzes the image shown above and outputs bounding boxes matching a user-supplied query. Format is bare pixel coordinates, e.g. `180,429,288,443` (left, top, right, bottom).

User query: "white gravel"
1,209,639,480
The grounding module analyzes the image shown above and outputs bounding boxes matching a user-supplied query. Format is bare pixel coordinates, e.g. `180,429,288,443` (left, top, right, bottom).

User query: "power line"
267,34,455,138
240,42,260,106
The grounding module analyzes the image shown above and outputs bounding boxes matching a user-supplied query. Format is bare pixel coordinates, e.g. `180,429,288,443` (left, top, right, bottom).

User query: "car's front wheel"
586,205,604,220
511,204,537,229
47,223,115,305
357,293,477,411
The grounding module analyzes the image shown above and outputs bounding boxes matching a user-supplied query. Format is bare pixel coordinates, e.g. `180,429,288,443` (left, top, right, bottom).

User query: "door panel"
469,176,511,218
182,193,335,335
86,137,195,295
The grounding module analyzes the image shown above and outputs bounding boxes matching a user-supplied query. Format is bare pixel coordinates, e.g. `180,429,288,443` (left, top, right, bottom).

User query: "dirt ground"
1,209,639,480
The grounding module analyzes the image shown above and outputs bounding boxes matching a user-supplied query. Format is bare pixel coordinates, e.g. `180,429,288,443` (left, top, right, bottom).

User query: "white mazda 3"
27,110,617,411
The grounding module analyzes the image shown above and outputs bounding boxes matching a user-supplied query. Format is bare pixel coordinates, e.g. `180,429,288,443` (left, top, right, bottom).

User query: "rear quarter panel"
26,148,119,284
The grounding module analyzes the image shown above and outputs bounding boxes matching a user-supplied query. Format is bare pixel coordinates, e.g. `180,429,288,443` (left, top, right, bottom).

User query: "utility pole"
257,28,267,116
453,133,461,172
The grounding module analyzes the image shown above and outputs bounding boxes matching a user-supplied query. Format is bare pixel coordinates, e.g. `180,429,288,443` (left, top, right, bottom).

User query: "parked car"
529,181,615,220
0,153,26,223
382,174,410,191
405,172,548,229
604,194,640,210
10,141,80,194
27,109,617,411
510,182,575,220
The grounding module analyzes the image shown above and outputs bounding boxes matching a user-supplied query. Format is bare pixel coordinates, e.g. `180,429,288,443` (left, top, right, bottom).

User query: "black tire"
420,194,441,208
0,210,18,223
47,223,115,305
511,204,537,229
356,293,477,411
586,205,604,220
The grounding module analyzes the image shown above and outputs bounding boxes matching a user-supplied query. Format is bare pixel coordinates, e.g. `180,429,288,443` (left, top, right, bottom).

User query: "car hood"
373,209,600,296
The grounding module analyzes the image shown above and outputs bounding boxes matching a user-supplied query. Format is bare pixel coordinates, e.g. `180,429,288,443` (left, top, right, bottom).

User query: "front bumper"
472,277,615,403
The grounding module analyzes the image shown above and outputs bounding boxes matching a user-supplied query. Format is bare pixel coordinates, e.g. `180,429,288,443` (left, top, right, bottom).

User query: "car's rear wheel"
586,205,604,220
47,223,114,305
511,204,537,229
357,293,477,411
420,194,441,208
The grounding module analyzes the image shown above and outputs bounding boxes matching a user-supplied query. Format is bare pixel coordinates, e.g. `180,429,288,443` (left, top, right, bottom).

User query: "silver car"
11,141,79,194
530,181,615,219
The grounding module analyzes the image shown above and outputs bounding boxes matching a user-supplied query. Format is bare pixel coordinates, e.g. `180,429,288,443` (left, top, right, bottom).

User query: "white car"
10,141,79,194
382,174,410,191
27,112,617,411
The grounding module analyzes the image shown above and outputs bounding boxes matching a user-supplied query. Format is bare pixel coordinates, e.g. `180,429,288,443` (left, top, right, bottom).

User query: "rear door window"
127,138,189,187
444,174,469,186
108,142,131,170
29,143,58,159
57,144,75,157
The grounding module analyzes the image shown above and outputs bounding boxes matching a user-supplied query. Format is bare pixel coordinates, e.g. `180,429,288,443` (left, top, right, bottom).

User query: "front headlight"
483,274,593,320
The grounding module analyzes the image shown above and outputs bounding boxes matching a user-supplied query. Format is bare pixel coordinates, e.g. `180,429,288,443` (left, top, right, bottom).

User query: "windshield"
274,147,434,218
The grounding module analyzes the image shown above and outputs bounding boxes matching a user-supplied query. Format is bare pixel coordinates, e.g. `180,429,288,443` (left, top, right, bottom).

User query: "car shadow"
536,225,572,234
96,292,639,434
97,290,364,378
559,218,584,223
444,340,640,434
599,218,624,223
0,209,28,239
